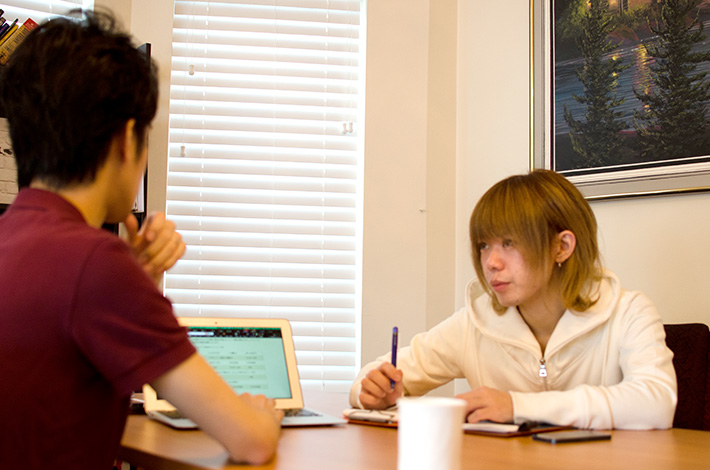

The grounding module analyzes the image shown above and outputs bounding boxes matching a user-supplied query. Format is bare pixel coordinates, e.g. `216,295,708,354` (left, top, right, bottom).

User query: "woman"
349,170,676,430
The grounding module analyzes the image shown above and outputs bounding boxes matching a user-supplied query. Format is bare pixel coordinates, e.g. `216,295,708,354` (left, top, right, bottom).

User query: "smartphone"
532,430,611,444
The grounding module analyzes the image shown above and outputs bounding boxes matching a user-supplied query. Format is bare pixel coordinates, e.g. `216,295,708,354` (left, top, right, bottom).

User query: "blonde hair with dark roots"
469,170,602,313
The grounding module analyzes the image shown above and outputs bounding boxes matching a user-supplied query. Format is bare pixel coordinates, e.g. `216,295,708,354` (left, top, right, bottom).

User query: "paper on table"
461,422,521,433
343,408,399,424
344,409,532,433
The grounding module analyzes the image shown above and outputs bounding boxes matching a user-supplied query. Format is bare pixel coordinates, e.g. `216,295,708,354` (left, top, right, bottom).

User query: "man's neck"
30,180,108,228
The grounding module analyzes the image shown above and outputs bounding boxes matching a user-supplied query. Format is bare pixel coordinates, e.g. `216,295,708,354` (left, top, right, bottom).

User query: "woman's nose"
484,247,503,271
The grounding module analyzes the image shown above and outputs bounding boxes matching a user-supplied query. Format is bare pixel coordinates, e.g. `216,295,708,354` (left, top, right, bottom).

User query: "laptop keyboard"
159,408,322,419
284,408,321,417
158,410,186,419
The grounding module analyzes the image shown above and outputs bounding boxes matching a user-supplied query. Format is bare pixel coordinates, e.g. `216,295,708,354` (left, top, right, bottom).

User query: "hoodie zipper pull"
539,358,547,378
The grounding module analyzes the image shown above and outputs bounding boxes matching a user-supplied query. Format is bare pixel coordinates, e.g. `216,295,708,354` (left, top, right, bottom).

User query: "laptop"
143,317,346,429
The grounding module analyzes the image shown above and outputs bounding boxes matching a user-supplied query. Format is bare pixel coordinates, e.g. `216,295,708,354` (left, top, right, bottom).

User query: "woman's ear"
555,230,576,264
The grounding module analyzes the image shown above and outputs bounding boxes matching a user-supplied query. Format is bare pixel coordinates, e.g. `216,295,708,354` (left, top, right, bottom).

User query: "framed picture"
532,0,710,199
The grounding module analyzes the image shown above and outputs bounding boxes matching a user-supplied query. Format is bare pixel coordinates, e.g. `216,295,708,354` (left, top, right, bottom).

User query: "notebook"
143,317,346,429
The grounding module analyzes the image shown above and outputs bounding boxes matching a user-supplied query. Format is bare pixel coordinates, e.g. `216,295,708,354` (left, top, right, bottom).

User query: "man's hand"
456,386,514,424
124,212,186,286
239,392,285,426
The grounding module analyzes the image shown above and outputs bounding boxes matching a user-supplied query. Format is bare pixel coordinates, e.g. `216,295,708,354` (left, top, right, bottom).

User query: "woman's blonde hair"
469,170,602,313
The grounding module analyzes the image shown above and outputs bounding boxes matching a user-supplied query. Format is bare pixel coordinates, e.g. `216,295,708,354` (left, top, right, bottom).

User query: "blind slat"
168,188,357,206
168,262,356,278
174,2,360,23
172,249,357,265
175,0,360,11
167,305,356,324
167,276,356,292
167,144,357,164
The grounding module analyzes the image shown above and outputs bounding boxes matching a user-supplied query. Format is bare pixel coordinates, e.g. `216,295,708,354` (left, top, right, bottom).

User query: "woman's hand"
358,362,404,410
456,386,514,423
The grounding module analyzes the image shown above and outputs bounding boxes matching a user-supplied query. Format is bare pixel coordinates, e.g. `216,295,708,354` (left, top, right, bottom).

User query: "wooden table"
119,393,710,470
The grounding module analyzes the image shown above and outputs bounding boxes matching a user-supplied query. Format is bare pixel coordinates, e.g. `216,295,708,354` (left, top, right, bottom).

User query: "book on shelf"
0,18,37,65
0,18,18,46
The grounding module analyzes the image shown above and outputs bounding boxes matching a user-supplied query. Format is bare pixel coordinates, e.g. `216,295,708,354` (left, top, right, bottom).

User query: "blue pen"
390,326,398,388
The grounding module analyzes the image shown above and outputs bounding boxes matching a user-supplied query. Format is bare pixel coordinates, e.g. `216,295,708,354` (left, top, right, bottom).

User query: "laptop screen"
187,326,293,400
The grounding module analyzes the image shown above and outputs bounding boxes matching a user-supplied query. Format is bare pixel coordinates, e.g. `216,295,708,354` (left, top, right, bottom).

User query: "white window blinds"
165,0,363,392
0,0,92,24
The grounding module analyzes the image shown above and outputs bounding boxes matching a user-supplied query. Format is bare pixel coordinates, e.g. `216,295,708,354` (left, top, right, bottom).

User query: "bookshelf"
0,14,37,209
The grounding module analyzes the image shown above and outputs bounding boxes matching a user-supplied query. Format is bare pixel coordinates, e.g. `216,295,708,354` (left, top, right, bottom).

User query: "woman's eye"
502,239,513,248
477,242,489,251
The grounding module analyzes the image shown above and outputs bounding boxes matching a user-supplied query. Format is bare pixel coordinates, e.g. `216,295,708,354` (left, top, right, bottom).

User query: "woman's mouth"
489,280,509,292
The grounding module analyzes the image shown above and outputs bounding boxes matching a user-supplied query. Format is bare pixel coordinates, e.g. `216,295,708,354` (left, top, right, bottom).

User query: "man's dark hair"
0,9,158,189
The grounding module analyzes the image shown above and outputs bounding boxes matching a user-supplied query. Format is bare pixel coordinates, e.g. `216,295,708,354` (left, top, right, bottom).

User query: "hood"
465,270,620,357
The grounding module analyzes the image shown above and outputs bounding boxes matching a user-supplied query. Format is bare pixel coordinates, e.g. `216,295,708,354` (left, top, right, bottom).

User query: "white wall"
360,0,429,365
594,194,710,324
360,0,458,360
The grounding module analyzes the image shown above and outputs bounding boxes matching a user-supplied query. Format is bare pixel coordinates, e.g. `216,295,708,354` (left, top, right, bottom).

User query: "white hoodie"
349,271,677,429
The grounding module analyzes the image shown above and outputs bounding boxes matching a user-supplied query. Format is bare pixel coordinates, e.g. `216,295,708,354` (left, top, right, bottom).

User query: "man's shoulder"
42,217,129,262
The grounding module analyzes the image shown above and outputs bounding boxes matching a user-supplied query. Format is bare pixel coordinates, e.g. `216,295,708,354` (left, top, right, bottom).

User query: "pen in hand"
390,326,398,389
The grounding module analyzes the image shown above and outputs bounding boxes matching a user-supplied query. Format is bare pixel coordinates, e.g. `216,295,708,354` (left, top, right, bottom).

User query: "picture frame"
531,0,710,200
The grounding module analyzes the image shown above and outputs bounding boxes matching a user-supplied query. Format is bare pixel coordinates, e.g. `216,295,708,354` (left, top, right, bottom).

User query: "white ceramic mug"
397,397,466,470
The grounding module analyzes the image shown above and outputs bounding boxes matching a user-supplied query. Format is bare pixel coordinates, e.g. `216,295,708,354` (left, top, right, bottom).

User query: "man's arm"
151,353,284,465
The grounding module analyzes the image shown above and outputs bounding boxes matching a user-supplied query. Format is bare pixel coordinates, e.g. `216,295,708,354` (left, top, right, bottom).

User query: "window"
0,0,93,24
165,0,363,392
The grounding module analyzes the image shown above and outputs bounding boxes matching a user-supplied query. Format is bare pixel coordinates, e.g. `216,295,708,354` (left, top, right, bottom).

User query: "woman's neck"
517,292,566,355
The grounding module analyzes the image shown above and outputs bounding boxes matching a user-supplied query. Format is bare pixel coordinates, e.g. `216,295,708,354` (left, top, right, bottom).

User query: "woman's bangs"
471,188,526,244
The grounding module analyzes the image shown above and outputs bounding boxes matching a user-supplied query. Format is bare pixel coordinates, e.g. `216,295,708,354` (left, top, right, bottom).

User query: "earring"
557,262,562,268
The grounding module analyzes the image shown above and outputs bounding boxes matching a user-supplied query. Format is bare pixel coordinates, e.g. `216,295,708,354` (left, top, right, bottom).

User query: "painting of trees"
552,0,710,175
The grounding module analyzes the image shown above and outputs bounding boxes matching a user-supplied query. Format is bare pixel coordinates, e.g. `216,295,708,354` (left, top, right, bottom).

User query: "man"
0,10,282,469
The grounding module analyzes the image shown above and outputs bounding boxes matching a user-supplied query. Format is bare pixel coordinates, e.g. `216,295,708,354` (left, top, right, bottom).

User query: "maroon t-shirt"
0,189,196,469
